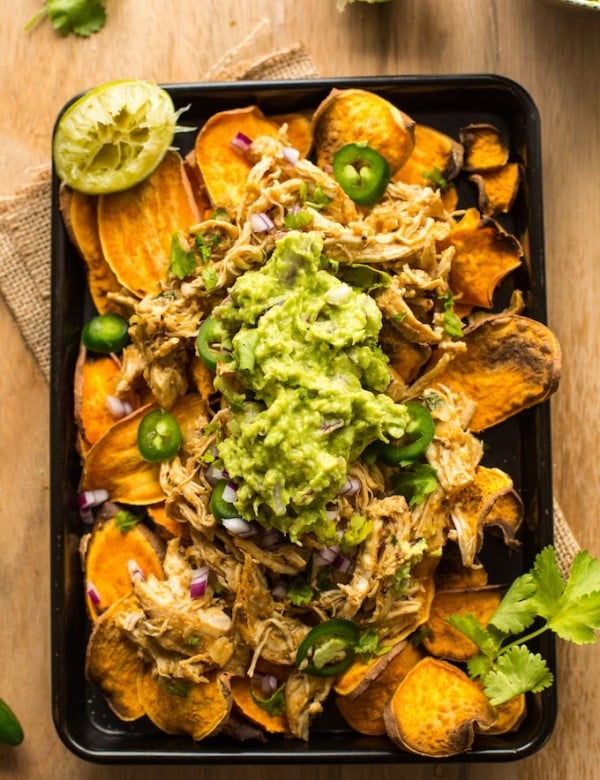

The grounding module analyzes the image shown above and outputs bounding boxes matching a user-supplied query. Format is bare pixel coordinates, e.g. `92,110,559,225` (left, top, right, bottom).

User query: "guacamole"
214,231,408,544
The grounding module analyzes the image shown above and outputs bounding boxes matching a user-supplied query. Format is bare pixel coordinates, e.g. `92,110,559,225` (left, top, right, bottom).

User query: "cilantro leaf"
26,0,107,37
562,549,600,603
529,546,566,620
169,233,197,279
488,572,538,635
446,613,504,658
483,645,553,706
356,628,390,660
288,576,313,607
391,463,438,508
439,292,463,338
548,592,600,644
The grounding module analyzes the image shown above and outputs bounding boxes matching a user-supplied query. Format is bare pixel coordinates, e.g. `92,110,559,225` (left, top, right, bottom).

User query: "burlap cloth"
0,21,581,575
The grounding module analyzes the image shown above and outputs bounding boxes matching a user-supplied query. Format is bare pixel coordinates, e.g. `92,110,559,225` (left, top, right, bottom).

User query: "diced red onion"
340,476,361,497
282,146,300,165
105,394,133,419
323,163,333,174
321,419,344,434
314,545,340,566
190,566,209,598
257,673,279,695
222,481,238,504
77,489,110,510
272,580,288,600
250,212,275,233
86,581,101,605
231,131,252,152
222,517,257,538
205,463,228,486
335,553,353,574
259,528,282,549
127,559,145,582
325,506,339,523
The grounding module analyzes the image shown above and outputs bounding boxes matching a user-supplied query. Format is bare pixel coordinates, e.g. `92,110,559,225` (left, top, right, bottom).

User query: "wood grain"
1,0,599,777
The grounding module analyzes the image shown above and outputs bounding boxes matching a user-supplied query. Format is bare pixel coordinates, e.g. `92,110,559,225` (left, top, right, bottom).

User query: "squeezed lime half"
53,79,178,194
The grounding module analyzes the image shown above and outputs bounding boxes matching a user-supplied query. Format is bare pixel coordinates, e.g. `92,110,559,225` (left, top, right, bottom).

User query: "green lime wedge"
53,79,178,194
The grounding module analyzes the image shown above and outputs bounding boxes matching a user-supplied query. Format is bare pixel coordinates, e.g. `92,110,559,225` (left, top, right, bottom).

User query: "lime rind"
53,80,179,195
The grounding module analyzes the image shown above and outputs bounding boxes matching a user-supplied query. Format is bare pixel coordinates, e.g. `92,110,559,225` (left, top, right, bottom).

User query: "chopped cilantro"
288,576,313,607
391,463,438,508
250,682,286,716
201,267,219,291
423,166,449,192
169,233,196,279
163,678,191,698
114,509,141,533
194,234,212,263
284,209,313,230
440,292,463,339
356,628,390,660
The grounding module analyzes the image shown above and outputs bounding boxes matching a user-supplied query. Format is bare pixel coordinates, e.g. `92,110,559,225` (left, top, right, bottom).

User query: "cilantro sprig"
448,546,600,706
25,0,107,38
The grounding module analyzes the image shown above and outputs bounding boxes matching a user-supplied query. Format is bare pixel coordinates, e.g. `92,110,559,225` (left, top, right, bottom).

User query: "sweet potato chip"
230,675,288,734
422,587,503,661
434,542,489,590
270,110,313,158
137,667,232,740
450,465,518,565
476,690,526,735
482,489,524,547
384,657,495,757
84,516,165,618
447,208,523,308
59,186,125,315
460,123,509,172
80,393,209,504
470,163,522,216
429,313,562,432
378,322,432,384
98,151,200,297
334,640,409,699
194,106,281,212
393,123,463,188
147,502,190,540
74,352,141,451
336,642,423,736
312,88,415,173
85,593,145,721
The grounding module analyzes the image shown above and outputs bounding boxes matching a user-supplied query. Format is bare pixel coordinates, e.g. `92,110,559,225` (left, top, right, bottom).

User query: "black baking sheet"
50,74,556,764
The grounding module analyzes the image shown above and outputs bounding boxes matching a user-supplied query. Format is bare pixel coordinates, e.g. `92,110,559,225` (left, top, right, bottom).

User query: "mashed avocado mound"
214,231,408,544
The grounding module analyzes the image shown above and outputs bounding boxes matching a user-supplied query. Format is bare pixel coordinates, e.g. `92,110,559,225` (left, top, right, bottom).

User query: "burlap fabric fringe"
0,23,580,569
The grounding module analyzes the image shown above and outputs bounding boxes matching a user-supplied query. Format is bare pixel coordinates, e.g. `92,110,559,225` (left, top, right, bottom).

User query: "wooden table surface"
1,0,599,777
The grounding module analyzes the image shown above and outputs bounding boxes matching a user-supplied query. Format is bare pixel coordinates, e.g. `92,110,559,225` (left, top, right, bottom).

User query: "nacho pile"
61,86,561,757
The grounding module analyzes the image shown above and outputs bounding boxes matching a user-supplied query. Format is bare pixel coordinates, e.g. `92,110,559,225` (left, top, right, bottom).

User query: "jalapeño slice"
371,401,436,466
295,619,359,677
196,316,228,371
81,312,130,354
137,409,182,462
332,143,391,206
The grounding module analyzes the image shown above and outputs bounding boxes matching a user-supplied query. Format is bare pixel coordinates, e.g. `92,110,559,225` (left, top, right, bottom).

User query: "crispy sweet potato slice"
394,123,463,188
85,593,145,721
422,587,503,662
98,151,200,297
460,123,509,172
147,502,190,540
476,690,526,735
429,313,562,432
80,393,209,504
447,208,523,308
470,163,522,216
230,675,288,734
384,657,495,757
482,489,524,547
59,186,126,315
449,465,520,565
194,106,281,212
137,667,232,740
74,352,141,452
378,322,432,384
312,88,415,174
336,642,423,736
434,542,489,590
334,640,409,699
84,516,165,619
270,110,313,158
